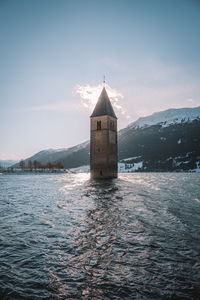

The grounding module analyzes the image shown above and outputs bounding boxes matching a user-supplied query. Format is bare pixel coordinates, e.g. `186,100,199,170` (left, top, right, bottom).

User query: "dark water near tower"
0,173,200,299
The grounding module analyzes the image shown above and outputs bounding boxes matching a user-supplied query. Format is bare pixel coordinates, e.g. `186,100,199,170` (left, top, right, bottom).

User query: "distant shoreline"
0,169,69,174
1,169,199,174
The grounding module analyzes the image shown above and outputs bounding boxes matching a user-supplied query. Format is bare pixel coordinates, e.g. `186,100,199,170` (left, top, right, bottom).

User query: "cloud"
75,83,130,119
25,101,79,112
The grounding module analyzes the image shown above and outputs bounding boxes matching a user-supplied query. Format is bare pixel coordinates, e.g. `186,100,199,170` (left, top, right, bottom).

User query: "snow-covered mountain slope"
129,106,200,129
11,106,200,172
12,141,89,168
0,160,18,168
35,141,89,157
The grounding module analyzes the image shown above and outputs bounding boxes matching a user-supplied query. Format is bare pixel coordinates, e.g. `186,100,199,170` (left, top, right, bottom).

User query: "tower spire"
90,85,117,118
90,83,118,179
103,75,106,86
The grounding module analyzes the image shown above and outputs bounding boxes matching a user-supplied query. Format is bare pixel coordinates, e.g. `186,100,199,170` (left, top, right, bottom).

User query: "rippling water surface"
0,173,200,299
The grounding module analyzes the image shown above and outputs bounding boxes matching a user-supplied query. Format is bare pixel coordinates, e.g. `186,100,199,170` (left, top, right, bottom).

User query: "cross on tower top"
103,75,106,85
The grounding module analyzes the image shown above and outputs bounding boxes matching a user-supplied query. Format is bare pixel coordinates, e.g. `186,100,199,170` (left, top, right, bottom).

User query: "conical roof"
91,87,117,118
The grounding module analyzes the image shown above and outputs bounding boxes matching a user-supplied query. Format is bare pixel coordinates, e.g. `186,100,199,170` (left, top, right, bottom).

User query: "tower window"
100,170,103,176
110,121,114,130
97,121,101,130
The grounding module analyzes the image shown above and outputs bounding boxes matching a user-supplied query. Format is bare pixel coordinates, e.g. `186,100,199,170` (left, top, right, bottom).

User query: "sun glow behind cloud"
75,84,130,119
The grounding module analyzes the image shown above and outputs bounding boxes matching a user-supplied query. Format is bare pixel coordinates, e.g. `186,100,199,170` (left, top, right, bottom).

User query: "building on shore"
90,86,118,179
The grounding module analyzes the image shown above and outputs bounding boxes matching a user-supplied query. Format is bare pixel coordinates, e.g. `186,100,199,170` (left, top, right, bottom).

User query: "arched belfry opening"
90,86,118,179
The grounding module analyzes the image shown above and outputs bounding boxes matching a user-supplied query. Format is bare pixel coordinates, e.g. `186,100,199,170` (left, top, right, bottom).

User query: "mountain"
12,106,200,172
12,141,90,169
0,160,18,168
118,107,200,172
128,106,200,129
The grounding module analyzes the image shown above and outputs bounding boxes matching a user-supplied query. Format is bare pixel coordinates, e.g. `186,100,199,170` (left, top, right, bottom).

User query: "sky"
1,0,200,160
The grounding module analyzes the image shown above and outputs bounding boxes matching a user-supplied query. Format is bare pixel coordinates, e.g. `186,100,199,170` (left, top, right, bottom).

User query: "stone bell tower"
90,86,118,179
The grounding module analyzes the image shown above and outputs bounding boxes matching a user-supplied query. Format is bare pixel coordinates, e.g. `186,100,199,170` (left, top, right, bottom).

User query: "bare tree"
19,160,25,170
46,162,52,169
33,160,38,170
56,161,64,169
28,160,33,171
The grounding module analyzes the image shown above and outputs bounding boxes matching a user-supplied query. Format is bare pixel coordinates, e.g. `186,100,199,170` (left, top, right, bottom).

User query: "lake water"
0,173,200,299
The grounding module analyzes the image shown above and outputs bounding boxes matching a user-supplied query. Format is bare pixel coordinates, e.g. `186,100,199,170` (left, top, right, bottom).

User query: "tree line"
19,160,64,170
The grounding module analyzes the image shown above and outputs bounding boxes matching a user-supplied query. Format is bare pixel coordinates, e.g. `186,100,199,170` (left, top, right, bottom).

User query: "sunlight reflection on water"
0,173,200,299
